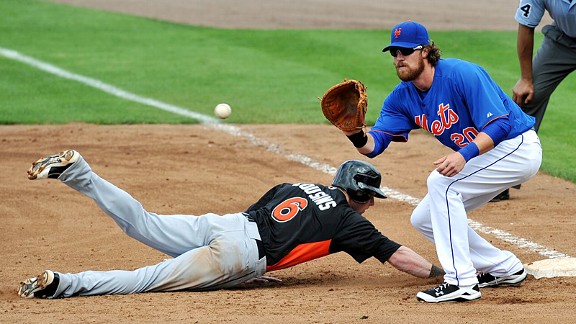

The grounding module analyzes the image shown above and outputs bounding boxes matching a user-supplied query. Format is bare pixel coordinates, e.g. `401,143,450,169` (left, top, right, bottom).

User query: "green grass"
1,0,575,182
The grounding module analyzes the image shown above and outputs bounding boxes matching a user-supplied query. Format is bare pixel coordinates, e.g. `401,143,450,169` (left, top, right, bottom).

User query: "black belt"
243,213,266,259
255,239,265,260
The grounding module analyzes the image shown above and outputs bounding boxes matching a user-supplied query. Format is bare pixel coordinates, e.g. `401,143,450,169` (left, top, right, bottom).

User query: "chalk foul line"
2,46,569,260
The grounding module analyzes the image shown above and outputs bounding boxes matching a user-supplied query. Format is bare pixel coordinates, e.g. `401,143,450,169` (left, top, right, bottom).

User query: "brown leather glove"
320,79,367,132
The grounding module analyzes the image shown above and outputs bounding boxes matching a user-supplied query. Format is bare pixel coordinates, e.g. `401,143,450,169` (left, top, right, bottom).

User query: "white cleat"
27,150,79,180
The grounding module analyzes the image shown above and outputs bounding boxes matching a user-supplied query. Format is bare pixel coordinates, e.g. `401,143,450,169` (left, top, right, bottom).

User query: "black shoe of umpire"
490,189,510,202
490,184,522,203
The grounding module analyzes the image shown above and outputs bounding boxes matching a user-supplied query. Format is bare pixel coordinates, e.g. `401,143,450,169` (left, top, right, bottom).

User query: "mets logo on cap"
383,21,430,52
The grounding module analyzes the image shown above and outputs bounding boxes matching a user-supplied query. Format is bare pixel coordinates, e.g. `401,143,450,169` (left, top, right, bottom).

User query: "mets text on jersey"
414,103,478,148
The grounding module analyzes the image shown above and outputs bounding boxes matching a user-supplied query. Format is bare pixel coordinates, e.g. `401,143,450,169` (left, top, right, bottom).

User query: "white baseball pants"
411,130,542,286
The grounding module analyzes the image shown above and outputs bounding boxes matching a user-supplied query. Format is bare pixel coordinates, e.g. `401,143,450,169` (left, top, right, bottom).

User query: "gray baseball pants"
524,24,576,132
50,155,266,298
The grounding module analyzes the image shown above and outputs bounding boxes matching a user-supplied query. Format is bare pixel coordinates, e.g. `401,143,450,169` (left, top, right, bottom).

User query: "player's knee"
426,171,445,189
426,171,457,197
410,208,426,231
410,213,420,229
410,199,432,231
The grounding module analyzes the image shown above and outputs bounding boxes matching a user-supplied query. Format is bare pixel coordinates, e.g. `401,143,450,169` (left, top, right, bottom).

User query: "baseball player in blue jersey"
18,150,444,299
342,21,542,302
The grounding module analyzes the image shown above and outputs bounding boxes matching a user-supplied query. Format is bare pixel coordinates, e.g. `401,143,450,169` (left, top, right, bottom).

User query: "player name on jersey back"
292,183,337,211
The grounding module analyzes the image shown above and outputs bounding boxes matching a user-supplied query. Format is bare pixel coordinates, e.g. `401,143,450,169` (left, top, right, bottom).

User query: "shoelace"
434,282,450,292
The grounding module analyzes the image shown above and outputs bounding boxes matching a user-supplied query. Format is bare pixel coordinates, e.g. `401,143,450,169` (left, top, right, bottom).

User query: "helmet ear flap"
349,189,372,203
332,160,387,200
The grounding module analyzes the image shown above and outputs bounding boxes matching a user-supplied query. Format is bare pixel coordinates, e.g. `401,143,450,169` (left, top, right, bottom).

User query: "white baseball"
214,103,232,119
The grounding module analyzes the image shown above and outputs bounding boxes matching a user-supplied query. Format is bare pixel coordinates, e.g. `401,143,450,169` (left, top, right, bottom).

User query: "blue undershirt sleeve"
458,142,479,162
482,117,511,147
458,117,512,162
365,131,393,158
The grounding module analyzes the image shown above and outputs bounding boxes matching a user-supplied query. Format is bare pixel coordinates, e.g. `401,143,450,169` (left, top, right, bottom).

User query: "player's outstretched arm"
386,246,444,279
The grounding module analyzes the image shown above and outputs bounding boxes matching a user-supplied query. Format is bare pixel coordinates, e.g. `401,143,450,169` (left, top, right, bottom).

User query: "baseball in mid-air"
214,103,232,119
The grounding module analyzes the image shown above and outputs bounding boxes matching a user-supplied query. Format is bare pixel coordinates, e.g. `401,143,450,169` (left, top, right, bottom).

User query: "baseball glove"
320,79,367,132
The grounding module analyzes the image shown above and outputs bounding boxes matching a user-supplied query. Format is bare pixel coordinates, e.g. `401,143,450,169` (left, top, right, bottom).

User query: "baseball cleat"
416,282,481,303
490,189,510,202
27,150,79,180
18,270,60,299
477,268,527,288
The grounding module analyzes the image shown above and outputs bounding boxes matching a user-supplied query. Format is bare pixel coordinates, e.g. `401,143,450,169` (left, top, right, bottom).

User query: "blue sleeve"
452,63,510,129
365,130,394,158
482,117,512,147
459,117,511,162
367,87,415,158
448,59,533,139
374,92,418,135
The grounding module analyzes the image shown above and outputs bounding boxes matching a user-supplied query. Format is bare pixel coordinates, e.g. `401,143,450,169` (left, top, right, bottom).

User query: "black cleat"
416,282,481,303
490,189,510,202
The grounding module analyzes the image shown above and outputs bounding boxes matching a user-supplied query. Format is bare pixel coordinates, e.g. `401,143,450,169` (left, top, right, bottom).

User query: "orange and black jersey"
245,183,401,272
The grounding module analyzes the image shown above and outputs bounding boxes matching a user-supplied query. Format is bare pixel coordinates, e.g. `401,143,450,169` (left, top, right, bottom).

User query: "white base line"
0,47,219,125
3,47,569,260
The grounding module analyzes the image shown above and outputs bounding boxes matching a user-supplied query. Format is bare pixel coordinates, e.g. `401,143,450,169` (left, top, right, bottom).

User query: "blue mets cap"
382,21,430,52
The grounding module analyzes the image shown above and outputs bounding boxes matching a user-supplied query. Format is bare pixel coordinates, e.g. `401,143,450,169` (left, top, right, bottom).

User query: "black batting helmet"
332,160,386,203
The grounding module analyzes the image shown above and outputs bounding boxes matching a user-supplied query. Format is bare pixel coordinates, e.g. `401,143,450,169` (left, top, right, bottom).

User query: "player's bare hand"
434,152,466,177
512,78,534,105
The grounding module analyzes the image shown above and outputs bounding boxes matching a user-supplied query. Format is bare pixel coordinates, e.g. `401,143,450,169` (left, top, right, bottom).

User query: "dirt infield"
1,1,572,323
2,124,575,323
50,0,553,31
